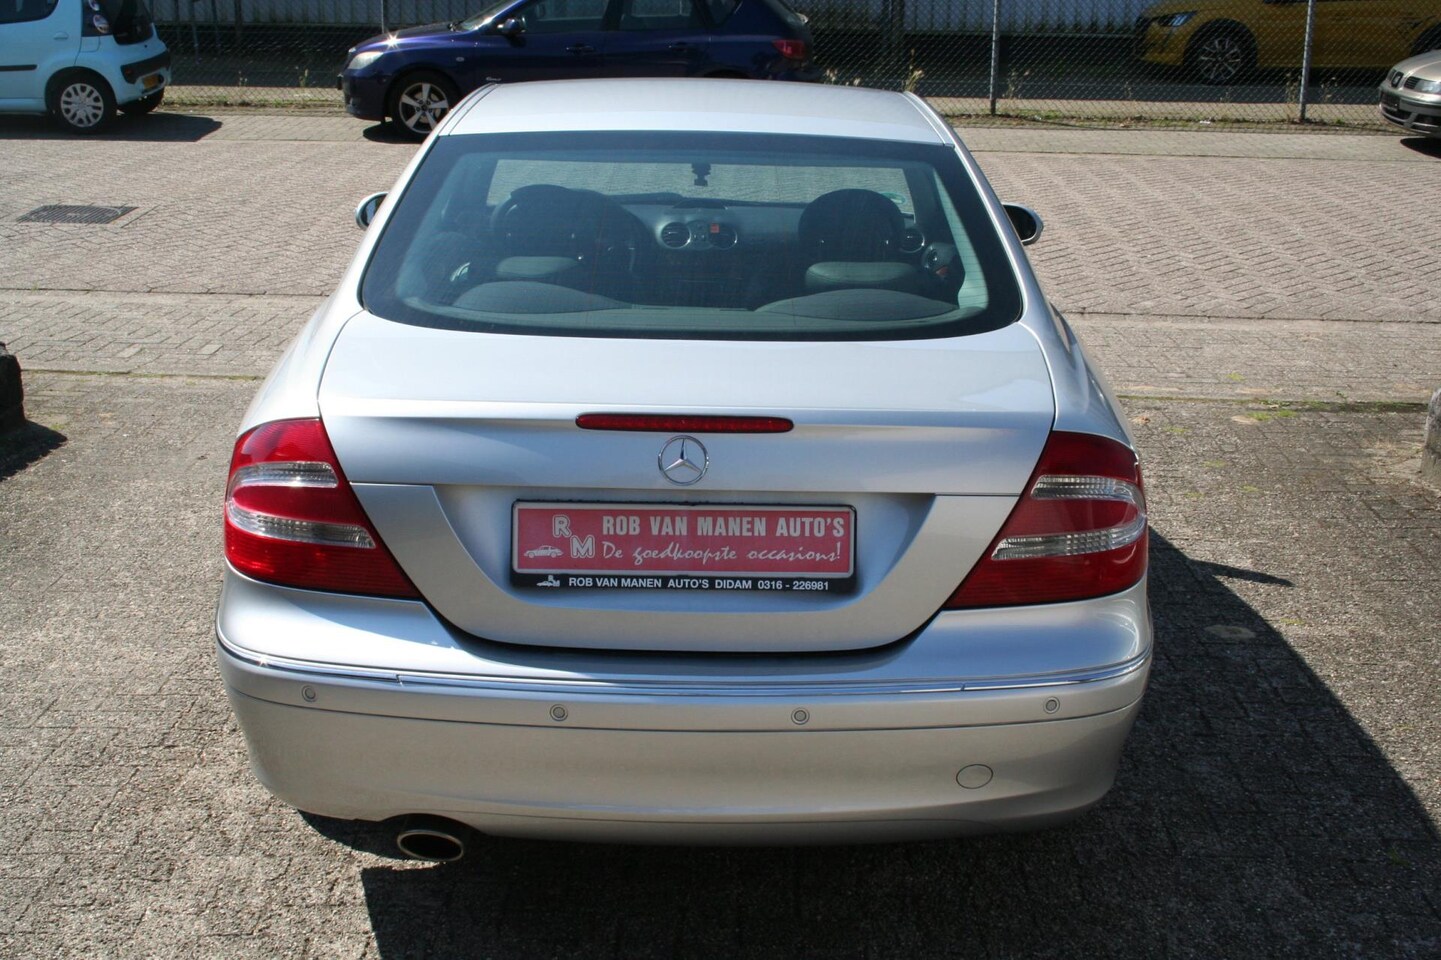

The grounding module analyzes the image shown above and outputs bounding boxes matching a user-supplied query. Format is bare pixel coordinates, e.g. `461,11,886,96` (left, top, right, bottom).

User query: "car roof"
442,79,951,145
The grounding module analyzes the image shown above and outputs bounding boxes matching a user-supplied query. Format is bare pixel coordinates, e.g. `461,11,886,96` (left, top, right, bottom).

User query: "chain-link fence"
154,0,1441,128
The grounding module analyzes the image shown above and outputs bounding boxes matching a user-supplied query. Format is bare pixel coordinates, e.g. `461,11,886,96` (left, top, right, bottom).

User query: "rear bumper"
223,680,1145,843
216,570,1152,842
121,50,171,85
77,43,169,106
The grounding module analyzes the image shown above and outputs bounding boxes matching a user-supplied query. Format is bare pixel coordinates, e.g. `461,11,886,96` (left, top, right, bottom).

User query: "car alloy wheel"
57,81,109,131
1192,33,1248,85
395,79,452,137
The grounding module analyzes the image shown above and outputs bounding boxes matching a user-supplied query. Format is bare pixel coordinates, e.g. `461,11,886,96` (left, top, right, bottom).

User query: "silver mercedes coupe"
216,79,1152,859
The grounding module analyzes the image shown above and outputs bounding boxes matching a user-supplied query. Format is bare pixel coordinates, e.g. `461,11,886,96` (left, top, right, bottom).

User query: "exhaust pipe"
395,815,469,863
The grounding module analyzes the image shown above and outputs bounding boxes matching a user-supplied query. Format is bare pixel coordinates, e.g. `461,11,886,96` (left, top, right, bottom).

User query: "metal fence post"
1298,0,1316,122
988,0,1001,116
381,0,388,35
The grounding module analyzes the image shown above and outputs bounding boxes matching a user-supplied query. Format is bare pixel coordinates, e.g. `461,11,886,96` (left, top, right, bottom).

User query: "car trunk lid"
318,312,1055,653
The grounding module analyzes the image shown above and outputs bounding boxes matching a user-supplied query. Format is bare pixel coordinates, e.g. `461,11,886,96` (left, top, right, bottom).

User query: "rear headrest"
804,261,922,295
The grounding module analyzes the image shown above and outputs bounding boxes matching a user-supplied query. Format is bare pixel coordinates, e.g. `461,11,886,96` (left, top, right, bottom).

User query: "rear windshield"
361,131,1022,341
85,0,153,41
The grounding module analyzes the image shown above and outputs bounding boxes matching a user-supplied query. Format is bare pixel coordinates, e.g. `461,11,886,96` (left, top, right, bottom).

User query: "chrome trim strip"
225,502,377,548
216,633,1149,699
227,461,339,493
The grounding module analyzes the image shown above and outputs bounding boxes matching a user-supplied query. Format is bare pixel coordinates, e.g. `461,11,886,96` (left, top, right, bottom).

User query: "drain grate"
18,205,137,225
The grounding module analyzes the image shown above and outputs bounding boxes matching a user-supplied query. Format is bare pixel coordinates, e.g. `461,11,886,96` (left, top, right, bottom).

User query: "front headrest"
798,189,905,262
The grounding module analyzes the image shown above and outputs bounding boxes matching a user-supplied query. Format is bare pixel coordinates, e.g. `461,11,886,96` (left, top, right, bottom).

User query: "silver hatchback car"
1380,50,1441,137
217,79,1152,857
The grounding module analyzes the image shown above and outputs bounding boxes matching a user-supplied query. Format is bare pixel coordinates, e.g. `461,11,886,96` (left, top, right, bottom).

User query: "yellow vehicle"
1135,0,1441,83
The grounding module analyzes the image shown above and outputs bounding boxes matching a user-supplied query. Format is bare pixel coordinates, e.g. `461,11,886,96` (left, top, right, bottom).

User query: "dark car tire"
48,71,116,134
119,89,165,115
387,71,459,141
1186,26,1257,85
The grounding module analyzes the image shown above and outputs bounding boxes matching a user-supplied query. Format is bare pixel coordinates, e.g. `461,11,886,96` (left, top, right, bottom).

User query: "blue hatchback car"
339,0,818,138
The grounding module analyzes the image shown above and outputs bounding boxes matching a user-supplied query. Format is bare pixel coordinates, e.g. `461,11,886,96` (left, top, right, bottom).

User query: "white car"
0,0,169,133
216,79,1152,859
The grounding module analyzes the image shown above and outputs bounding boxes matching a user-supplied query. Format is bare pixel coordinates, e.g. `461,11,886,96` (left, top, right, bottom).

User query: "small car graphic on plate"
524,544,565,558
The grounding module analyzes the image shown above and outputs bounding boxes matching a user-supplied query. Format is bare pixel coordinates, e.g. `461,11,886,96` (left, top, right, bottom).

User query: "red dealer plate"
512,503,856,593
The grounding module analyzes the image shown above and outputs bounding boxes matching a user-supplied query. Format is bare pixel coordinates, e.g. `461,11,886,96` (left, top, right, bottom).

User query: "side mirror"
1003,203,1043,246
355,192,386,229
495,16,523,37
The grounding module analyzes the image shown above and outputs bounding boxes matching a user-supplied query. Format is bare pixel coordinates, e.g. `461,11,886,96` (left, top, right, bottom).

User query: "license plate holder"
512,502,856,594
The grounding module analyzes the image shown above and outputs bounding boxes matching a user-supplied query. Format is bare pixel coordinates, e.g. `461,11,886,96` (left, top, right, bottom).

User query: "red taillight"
945,431,1147,608
224,419,419,598
772,39,808,61
576,413,793,433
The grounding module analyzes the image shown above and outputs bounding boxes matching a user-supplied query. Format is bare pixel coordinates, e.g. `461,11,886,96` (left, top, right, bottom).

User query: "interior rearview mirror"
355,192,386,229
1002,203,1044,246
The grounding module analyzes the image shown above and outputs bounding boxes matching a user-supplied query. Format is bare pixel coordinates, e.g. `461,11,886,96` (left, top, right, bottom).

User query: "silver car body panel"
1389,50,1441,83
320,315,1054,492
354,484,1018,652
217,568,1150,839
318,313,1056,652
441,80,948,144
218,568,1150,688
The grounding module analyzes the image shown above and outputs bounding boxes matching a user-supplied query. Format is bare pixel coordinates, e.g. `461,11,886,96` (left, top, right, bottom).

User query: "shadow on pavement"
1400,136,1441,158
362,123,416,145
302,812,410,859
0,112,222,142
0,422,66,483
334,533,1439,957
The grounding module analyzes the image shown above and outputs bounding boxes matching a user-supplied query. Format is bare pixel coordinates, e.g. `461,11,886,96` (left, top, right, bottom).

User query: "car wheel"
49,73,116,134
388,72,458,141
1187,28,1255,85
119,89,164,115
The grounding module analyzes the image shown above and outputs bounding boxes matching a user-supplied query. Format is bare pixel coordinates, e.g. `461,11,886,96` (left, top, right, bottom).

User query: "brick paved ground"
986,153,1441,325
1,114,1439,958
1,376,1437,958
2,117,1437,400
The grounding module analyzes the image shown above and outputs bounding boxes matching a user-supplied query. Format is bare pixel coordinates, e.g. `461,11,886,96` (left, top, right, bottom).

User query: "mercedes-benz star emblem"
658,436,708,486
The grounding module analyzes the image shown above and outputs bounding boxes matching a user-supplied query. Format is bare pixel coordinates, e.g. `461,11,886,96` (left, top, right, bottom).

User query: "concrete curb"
1425,387,1441,484
0,342,23,434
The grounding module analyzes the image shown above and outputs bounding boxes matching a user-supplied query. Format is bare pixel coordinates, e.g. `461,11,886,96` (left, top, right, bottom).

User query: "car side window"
619,0,702,30
932,170,990,314
705,0,737,25
516,0,609,33
0,0,58,24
